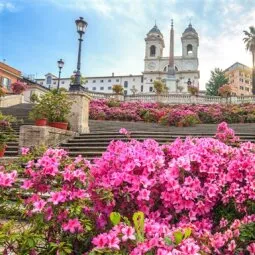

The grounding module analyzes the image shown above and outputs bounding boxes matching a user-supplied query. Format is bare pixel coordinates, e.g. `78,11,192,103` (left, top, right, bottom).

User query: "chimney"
112,72,114,77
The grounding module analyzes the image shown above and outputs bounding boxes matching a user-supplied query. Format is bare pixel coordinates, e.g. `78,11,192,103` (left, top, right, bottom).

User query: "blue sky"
0,0,255,88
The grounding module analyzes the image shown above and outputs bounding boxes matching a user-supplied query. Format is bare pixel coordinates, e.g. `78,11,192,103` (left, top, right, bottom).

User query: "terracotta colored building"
224,62,252,96
0,62,21,91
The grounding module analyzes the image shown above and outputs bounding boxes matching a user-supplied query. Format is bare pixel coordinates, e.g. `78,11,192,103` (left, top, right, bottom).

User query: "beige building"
225,62,252,96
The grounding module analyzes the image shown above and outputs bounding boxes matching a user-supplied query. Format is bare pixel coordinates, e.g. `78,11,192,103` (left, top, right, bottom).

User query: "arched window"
187,44,193,55
150,45,156,57
46,76,52,84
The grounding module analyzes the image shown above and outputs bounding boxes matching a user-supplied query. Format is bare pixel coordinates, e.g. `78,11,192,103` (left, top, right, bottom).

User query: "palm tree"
243,26,255,94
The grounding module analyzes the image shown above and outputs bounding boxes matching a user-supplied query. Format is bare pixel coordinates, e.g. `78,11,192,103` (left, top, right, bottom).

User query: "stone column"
67,92,91,133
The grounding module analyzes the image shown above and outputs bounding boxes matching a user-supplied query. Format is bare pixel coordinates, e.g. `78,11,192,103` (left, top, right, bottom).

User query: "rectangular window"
116,79,119,82
124,81,128,88
124,90,127,95
245,87,249,91
149,87,153,92
100,80,104,83
100,87,104,90
108,86,111,90
141,76,144,83
93,80,96,83
240,86,244,90
61,81,65,84
141,85,143,92
93,87,96,90
2,77,11,90
108,79,111,82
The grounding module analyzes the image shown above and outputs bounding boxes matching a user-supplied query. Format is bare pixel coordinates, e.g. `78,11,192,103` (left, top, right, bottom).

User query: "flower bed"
90,99,255,127
0,123,255,254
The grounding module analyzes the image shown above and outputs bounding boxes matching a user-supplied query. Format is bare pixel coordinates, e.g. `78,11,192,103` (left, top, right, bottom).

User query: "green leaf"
184,227,192,239
133,211,145,241
164,236,173,246
110,212,121,226
173,230,183,245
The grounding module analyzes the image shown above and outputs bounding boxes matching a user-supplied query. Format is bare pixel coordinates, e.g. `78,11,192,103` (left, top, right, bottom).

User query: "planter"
48,122,68,130
0,145,6,157
35,118,47,126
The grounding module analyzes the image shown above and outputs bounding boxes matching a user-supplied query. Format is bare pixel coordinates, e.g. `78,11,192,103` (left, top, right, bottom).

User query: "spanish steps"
1,103,255,160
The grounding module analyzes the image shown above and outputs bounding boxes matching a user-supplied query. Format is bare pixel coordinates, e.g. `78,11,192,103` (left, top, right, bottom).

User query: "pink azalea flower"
247,243,255,254
137,189,150,201
32,199,46,213
121,226,136,241
62,218,83,233
119,128,130,136
21,147,30,155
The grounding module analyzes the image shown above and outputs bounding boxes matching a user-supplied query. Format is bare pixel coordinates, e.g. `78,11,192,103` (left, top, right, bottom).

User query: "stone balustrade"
86,91,255,104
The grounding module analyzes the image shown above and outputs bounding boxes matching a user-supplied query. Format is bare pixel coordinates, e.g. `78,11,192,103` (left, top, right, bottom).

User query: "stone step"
4,150,19,156
61,146,108,152
66,151,104,157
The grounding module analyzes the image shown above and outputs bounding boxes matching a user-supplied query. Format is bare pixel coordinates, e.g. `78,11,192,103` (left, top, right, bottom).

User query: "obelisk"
166,19,176,92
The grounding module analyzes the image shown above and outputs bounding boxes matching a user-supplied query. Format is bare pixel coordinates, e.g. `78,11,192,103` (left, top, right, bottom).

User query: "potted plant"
40,89,72,130
29,106,47,126
112,84,124,95
188,85,199,96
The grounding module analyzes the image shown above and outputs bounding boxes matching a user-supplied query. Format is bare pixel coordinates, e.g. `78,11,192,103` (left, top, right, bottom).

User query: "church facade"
36,22,200,95
143,22,200,93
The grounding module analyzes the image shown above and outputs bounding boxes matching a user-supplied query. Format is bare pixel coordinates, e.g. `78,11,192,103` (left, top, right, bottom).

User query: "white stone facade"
36,23,199,95
143,23,199,93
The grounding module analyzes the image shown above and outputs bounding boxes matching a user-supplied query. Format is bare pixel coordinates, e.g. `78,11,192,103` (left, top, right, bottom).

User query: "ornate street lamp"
57,58,64,91
69,17,88,91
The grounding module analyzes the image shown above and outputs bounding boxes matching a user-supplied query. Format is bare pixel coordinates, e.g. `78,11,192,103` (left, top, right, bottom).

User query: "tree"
70,74,87,86
153,80,167,95
218,84,231,97
243,26,255,94
112,84,124,95
206,68,229,96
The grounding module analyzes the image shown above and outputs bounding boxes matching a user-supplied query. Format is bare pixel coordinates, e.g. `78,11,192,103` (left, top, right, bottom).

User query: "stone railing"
0,94,24,107
86,91,255,104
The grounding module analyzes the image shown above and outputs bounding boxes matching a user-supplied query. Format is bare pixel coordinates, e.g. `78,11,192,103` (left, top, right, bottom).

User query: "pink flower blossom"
62,218,83,233
121,226,136,241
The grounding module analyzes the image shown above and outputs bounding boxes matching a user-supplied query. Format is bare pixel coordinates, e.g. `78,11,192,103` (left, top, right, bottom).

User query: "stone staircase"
0,103,34,156
1,104,255,159
60,120,255,159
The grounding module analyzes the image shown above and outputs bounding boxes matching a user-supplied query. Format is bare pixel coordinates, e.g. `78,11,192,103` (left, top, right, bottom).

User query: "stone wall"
23,85,49,103
0,94,24,107
67,92,91,133
19,125,76,149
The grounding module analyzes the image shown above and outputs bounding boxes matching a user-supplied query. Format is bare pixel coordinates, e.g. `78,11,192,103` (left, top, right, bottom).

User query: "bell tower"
181,23,199,58
145,24,165,60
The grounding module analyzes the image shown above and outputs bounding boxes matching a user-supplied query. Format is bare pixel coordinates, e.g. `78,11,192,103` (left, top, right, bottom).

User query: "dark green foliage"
206,68,229,96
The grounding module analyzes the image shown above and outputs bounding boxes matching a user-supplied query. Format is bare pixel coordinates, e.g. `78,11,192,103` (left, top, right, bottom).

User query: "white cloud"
43,0,255,89
0,1,16,12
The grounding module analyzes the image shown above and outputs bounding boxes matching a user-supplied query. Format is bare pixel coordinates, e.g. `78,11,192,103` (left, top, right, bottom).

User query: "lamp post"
69,17,88,91
57,58,64,91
